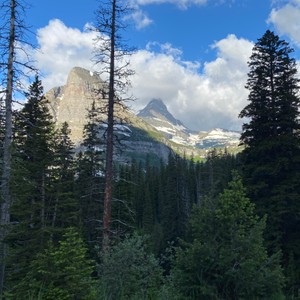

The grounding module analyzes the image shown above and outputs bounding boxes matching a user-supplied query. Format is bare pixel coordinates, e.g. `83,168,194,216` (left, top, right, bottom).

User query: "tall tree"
50,122,78,236
0,0,35,293
161,154,189,245
7,76,55,291
239,30,300,293
93,0,134,251
172,172,284,299
75,101,105,252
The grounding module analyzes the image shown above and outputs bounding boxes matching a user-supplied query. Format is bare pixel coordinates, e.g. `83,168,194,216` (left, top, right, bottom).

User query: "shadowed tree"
6,76,55,292
75,100,105,253
239,30,300,296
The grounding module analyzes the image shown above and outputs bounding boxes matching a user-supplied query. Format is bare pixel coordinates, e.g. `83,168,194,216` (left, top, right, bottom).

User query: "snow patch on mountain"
138,99,241,150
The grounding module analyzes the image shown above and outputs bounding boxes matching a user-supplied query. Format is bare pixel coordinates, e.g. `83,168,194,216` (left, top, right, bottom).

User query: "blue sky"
25,0,300,131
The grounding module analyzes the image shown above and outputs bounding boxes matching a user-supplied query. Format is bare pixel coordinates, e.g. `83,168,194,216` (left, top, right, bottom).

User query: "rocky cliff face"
45,66,241,162
45,67,172,163
138,98,241,152
46,67,105,144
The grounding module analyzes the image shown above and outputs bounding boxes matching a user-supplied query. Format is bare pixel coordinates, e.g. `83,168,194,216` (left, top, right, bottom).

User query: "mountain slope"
138,99,241,152
45,67,241,163
45,67,173,163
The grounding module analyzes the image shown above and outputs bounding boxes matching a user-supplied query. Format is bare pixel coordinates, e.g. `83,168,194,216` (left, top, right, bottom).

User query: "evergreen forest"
0,0,300,298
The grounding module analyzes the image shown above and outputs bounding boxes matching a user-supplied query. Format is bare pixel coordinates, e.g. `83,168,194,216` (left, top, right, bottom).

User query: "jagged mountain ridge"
138,99,241,151
138,99,188,131
45,67,241,162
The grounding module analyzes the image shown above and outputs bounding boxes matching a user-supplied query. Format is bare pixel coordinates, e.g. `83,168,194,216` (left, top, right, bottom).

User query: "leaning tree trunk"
0,0,15,294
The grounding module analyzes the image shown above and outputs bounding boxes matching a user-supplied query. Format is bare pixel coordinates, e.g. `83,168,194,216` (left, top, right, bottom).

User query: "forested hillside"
0,0,300,299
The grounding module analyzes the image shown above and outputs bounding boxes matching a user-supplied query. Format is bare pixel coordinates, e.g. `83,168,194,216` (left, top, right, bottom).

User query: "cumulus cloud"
130,35,253,130
34,19,96,91
33,19,253,131
268,0,300,47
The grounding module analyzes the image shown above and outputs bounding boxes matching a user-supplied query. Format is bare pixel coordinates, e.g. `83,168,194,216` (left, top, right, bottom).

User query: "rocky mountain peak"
66,66,102,86
138,98,184,127
141,98,167,114
45,67,172,162
137,99,241,151
46,67,106,144
45,66,240,160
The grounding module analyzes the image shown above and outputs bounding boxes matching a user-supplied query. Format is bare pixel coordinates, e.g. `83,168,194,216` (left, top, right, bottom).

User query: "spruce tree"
239,30,300,294
50,122,78,238
7,227,96,300
7,76,55,290
113,164,135,238
75,101,105,251
161,154,189,246
98,232,163,299
172,172,284,299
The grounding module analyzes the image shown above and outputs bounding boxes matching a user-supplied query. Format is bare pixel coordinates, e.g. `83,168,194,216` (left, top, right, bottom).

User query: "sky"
22,0,300,131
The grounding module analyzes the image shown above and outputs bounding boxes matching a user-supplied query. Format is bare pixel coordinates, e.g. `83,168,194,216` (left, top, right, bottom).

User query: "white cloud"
33,20,253,131
130,35,253,130
34,19,96,91
268,0,300,47
125,9,153,29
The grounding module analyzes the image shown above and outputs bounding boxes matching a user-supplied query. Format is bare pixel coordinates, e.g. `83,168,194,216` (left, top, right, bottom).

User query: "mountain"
137,99,190,139
45,67,241,163
45,67,172,163
138,99,241,152
46,66,105,143
138,99,188,132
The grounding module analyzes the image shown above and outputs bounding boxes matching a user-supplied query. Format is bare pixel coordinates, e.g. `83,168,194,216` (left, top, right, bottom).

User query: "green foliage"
6,227,96,300
75,100,105,252
113,164,136,237
98,232,165,299
172,172,285,299
7,76,56,287
239,30,300,295
50,121,79,235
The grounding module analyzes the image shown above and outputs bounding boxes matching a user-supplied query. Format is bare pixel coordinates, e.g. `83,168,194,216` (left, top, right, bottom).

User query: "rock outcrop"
46,66,105,143
45,67,172,163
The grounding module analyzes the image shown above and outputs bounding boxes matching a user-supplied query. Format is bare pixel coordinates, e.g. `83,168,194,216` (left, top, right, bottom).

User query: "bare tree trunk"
0,0,15,295
102,0,116,253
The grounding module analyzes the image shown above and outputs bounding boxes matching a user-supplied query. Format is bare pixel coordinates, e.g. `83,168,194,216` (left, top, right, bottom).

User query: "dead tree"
93,0,134,252
0,0,34,295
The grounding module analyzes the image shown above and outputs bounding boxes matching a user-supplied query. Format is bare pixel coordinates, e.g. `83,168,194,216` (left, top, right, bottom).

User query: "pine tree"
161,154,189,246
50,122,78,238
112,164,135,238
239,30,300,290
98,232,163,299
172,172,285,299
131,160,145,229
75,101,105,252
7,227,96,300
6,76,55,290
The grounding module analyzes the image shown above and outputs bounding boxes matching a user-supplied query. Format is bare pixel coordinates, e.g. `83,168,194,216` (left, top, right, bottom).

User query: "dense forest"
1,0,300,299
